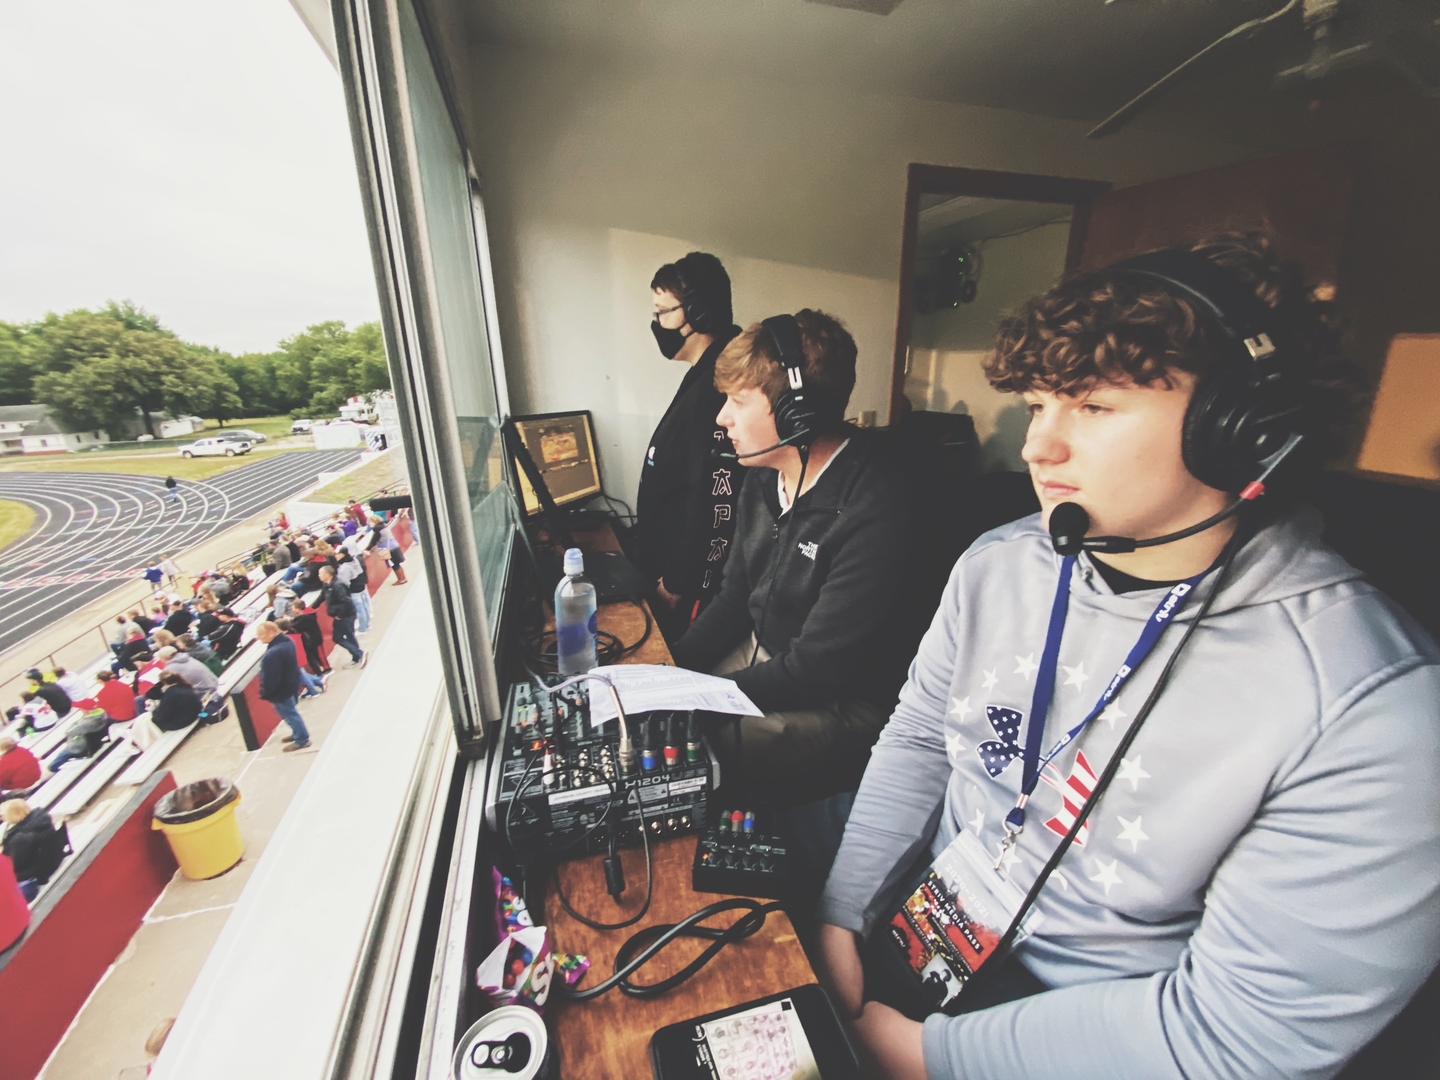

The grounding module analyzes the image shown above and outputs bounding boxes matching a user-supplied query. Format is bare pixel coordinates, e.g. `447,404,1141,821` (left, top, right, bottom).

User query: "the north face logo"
797,541,818,560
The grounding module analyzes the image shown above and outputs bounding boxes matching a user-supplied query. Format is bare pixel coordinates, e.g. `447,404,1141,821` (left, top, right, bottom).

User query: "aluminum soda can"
453,1005,557,1080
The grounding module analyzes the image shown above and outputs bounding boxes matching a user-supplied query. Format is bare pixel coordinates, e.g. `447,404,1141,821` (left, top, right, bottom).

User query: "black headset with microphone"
673,261,717,337
1049,249,1308,556
715,313,824,461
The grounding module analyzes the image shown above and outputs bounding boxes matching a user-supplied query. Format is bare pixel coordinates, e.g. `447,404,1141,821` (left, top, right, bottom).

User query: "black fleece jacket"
671,429,922,713
634,329,745,606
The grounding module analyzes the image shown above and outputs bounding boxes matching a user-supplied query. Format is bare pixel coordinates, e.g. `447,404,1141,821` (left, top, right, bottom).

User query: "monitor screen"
510,411,602,516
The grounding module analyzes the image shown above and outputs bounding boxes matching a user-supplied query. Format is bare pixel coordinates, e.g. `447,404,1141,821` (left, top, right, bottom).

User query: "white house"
0,404,110,455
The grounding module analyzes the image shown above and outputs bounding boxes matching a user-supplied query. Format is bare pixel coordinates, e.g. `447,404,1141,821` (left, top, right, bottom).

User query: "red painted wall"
0,771,178,1080
239,679,283,747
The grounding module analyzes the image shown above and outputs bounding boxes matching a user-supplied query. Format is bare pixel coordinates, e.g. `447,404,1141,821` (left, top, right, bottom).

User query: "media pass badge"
887,830,1043,1010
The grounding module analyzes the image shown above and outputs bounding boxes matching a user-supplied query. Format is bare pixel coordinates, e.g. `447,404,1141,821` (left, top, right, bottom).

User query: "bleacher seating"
51,742,141,818
114,722,199,787
34,737,140,815
21,709,84,760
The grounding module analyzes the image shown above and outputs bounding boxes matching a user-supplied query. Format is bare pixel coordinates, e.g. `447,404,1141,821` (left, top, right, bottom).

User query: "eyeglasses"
654,302,684,319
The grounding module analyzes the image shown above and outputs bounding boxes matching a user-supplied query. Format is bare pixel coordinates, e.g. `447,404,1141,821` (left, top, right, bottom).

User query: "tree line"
0,302,390,437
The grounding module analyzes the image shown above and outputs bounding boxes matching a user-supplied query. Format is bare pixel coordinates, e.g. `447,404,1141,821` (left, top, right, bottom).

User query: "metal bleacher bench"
113,721,199,787
50,738,142,817
20,709,84,760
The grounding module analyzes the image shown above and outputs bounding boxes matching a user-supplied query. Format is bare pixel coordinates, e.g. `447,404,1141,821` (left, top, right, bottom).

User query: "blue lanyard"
1001,555,1212,844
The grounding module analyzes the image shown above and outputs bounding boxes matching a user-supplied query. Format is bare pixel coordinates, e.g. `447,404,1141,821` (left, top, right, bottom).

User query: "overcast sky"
0,0,380,355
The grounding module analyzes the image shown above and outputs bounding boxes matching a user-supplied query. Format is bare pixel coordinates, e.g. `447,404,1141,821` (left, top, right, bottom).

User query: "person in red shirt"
93,670,138,721
0,737,41,795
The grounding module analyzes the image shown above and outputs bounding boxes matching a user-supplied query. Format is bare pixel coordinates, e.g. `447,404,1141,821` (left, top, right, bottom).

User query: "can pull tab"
470,1031,531,1072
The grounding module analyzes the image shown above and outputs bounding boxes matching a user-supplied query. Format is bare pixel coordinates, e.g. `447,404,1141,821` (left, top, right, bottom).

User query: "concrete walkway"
36,554,426,1080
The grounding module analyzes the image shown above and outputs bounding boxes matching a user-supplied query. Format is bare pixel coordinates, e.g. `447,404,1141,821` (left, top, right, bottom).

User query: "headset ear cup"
683,292,713,335
771,389,819,448
1183,367,1300,492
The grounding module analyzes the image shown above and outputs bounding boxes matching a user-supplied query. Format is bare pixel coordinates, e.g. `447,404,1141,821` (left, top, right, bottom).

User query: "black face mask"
651,320,686,359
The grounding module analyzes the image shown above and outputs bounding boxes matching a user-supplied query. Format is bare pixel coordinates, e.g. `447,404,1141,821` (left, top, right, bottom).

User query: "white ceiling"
458,0,1293,122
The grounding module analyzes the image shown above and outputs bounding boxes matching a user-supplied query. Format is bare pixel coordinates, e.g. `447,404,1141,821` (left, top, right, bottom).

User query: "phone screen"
696,997,819,1080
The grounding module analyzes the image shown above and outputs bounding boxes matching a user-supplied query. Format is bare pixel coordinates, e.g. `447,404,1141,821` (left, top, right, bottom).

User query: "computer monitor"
509,410,603,517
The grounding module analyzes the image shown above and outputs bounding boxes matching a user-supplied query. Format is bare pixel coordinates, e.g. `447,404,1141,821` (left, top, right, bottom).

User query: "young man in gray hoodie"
814,235,1440,1079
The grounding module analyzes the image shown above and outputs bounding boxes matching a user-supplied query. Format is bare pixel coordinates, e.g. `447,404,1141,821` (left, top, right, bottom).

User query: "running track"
0,450,361,656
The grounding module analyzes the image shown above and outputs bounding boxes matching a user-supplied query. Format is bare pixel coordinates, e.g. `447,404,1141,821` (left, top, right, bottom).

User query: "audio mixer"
483,677,720,857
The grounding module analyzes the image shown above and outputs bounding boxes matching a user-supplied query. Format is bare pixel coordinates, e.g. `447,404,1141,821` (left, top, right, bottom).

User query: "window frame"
332,0,508,748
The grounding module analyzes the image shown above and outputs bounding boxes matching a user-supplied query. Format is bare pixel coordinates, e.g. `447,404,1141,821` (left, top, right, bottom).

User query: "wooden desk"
545,838,816,1079
539,523,817,1078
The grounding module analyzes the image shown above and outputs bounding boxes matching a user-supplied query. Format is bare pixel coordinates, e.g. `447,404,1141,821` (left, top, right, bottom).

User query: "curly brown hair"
983,232,1359,454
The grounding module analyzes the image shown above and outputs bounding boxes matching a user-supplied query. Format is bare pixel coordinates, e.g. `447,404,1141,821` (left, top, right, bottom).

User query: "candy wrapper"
477,924,555,1010
477,877,591,1012
499,876,532,934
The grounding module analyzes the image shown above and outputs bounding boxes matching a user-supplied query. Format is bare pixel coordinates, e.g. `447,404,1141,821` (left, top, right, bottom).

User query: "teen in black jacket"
634,253,745,638
672,428,920,714
671,311,923,802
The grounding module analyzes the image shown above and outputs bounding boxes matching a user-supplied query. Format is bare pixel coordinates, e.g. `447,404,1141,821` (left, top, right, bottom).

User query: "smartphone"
648,983,860,1080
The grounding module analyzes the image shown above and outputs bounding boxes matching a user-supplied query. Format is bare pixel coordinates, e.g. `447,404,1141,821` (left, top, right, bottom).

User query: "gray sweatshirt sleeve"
815,557,965,933
922,662,1440,1080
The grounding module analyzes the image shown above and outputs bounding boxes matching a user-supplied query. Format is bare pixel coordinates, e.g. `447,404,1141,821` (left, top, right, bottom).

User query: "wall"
905,220,1072,470
436,35,1256,503
0,771,177,1080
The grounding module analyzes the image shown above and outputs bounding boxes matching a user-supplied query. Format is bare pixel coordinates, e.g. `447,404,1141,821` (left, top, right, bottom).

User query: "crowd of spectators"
0,495,409,911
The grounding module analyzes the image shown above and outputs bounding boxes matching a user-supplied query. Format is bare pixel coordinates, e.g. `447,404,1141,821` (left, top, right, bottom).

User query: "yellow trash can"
151,778,243,880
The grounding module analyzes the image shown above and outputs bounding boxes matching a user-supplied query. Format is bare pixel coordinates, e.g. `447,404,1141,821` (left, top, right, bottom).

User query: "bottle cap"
562,548,584,576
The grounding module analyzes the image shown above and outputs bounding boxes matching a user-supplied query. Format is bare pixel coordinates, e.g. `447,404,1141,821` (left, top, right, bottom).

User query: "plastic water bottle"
554,547,597,674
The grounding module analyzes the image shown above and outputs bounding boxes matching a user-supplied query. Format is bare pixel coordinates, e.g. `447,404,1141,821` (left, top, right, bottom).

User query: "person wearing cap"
634,252,745,640
24,673,70,718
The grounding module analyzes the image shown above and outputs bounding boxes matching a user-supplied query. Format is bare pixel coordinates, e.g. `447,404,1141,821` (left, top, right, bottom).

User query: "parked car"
178,437,251,458
290,419,313,434
216,428,267,444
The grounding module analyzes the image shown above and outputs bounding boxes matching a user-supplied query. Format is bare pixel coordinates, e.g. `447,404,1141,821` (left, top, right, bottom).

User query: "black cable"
504,756,620,864
520,597,652,671
553,786,654,931
599,491,635,525
554,898,787,1002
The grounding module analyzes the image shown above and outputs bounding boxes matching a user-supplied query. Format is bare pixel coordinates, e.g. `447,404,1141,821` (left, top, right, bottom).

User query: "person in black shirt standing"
634,252,745,640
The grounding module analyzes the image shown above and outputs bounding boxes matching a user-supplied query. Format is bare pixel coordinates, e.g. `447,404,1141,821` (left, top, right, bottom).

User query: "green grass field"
0,499,37,553
308,452,396,504
0,416,311,480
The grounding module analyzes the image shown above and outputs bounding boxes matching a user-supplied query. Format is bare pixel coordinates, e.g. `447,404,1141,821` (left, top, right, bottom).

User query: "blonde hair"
713,309,856,430
0,799,30,825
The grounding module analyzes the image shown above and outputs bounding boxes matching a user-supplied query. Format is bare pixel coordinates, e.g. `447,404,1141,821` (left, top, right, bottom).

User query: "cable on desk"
520,599,653,672
552,786,654,931
504,757,620,864
554,898,788,1002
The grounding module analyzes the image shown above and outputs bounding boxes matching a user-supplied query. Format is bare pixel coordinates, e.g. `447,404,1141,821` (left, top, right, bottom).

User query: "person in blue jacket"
256,621,310,752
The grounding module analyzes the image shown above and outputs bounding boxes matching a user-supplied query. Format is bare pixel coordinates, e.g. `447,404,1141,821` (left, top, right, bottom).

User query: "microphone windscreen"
710,445,738,460
1049,501,1090,556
